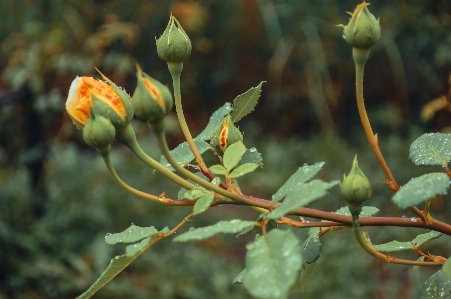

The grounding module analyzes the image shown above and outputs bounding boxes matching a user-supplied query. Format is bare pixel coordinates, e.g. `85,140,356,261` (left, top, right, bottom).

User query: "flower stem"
167,62,208,172
351,215,444,266
353,47,398,190
101,153,196,206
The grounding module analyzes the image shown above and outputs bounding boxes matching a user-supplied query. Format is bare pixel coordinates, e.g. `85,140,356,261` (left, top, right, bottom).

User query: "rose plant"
65,3,451,299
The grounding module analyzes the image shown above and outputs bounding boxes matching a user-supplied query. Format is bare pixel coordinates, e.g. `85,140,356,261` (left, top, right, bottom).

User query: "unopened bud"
338,1,381,50
132,65,173,124
83,109,115,155
210,115,243,154
341,156,372,215
156,15,192,63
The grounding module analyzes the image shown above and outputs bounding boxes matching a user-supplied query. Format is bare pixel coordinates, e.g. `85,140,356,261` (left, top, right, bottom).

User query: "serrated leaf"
159,140,210,172
243,229,302,299
392,173,450,209
173,220,255,242
183,187,210,200
230,82,264,123
233,268,246,284
178,172,209,200
271,162,325,204
238,147,263,167
229,163,259,178
443,258,451,278
419,270,451,299
196,102,232,141
76,227,163,299
105,224,158,245
373,230,442,252
267,180,338,220
308,206,379,236
223,141,246,171
301,234,322,265
209,164,227,176
193,193,215,215
410,133,451,167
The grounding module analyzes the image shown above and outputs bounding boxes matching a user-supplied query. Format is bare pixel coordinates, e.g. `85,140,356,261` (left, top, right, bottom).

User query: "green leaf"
105,224,158,245
443,258,451,278
159,140,210,172
419,270,451,299
177,172,209,200
173,220,255,242
392,173,450,209
410,133,451,167
271,162,325,204
333,206,380,217
229,163,259,178
373,231,442,252
230,82,264,123
193,193,215,215
209,164,227,176
223,141,246,171
76,227,164,299
238,147,263,167
267,180,338,220
196,102,232,141
309,206,379,236
183,187,211,200
243,229,302,299
301,234,322,265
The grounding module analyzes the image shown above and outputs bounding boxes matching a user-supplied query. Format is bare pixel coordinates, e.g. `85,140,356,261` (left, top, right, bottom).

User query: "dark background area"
1,0,451,298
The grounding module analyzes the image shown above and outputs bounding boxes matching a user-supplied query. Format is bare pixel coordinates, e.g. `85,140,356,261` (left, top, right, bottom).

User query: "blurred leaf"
209,164,227,176
271,162,325,204
333,206,380,217
105,224,158,245
77,227,165,299
392,173,450,209
193,194,215,215
267,180,338,220
184,187,211,200
301,234,322,265
443,258,451,278
159,140,210,172
178,172,209,200
237,147,263,167
229,163,259,178
243,229,302,299
195,102,232,141
410,133,451,167
419,270,451,299
230,82,264,123
173,220,255,242
223,141,246,171
373,231,442,252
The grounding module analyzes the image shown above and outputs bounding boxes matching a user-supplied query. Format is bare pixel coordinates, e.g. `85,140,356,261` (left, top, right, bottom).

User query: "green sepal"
156,15,192,63
82,108,115,155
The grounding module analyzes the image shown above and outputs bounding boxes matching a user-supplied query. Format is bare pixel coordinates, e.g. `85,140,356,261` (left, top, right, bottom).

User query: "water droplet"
131,222,135,225
402,215,406,218
410,217,417,222
105,233,112,237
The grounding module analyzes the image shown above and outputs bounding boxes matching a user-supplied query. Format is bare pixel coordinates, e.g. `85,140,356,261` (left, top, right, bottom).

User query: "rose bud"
156,15,192,63
210,114,243,155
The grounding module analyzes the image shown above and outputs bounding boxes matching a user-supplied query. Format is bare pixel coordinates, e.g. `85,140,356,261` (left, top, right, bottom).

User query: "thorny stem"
102,154,196,206
351,215,445,266
168,62,208,172
353,48,425,220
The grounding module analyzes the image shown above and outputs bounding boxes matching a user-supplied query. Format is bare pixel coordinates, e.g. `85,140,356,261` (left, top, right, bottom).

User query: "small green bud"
341,156,372,209
210,114,243,155
338,1,381,50
132,65,174,124
156,15,192,63
83,109,116,155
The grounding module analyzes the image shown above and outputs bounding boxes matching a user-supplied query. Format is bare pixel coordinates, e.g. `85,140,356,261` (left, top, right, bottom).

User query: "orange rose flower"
66,76,126,130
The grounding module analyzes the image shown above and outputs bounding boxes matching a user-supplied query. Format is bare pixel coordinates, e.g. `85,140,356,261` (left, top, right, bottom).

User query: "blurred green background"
1,0,451,298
